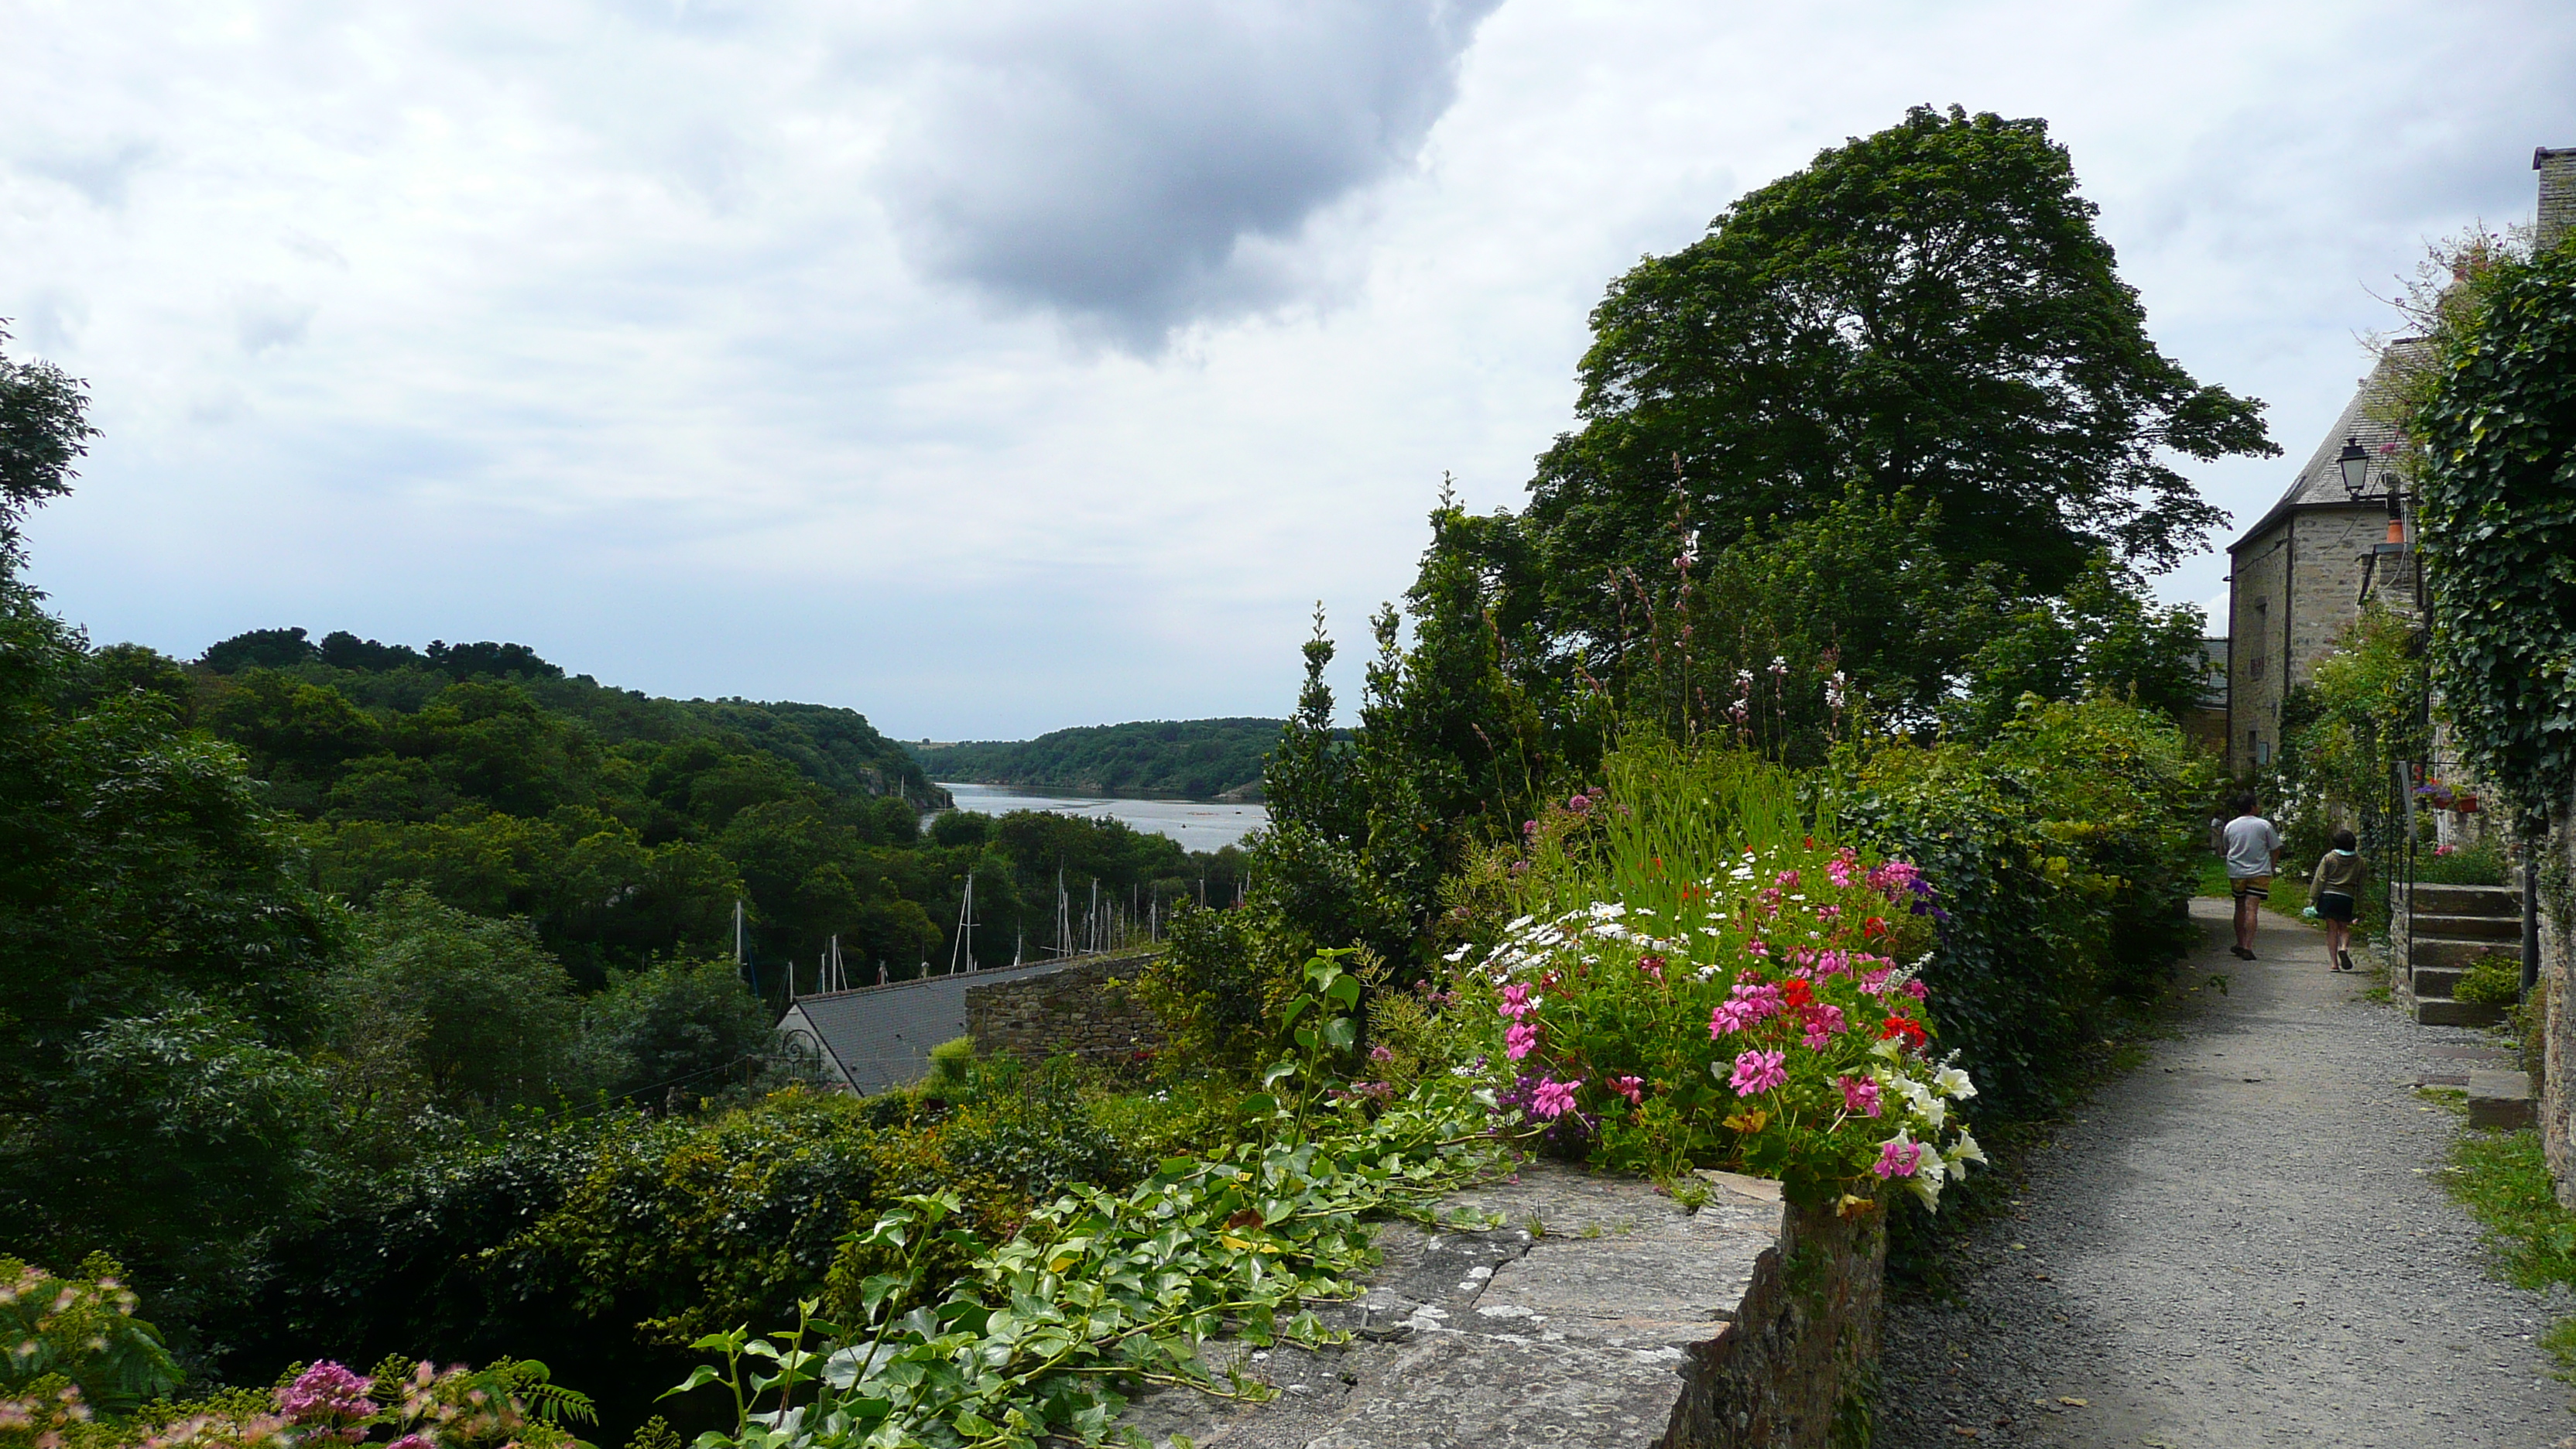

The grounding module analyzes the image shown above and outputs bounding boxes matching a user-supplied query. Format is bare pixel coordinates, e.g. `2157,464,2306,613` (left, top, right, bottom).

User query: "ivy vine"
2412,236,2576,829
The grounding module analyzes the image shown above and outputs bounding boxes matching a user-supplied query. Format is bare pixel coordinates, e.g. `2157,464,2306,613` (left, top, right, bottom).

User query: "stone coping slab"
1105,1165,1875,1449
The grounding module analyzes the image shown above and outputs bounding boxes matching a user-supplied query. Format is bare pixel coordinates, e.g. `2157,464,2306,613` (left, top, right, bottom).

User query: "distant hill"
913,718,1283,799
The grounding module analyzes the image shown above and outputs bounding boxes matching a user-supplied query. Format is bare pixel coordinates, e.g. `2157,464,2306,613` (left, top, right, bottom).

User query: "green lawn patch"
2441,1127,2576,1376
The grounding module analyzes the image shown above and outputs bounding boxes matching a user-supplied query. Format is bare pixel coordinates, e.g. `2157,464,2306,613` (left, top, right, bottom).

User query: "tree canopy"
1519,104,2275,643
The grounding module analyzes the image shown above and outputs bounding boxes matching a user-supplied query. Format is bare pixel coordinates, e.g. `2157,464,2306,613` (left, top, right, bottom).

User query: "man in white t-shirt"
2221,792,2283,961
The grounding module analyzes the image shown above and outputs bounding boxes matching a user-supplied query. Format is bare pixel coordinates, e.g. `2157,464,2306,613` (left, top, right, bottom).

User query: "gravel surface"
1877,896,2575,1448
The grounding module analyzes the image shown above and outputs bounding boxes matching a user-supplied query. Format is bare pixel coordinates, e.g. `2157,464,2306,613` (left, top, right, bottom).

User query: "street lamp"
2337,436,2372,500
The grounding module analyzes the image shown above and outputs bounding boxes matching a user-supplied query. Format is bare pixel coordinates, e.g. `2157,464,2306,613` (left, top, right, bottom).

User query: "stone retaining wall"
1115,1163,1883,1448
963,952,1163,1064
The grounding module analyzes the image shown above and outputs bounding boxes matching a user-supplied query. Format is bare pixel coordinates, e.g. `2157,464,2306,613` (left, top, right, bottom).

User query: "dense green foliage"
912,719,1283,799
1836,700,2214,1118
1513,103,2273,640
2411,232,2576,829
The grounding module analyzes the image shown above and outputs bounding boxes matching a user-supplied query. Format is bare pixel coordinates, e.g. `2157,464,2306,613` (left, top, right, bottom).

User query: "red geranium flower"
1879,1015,1928,1050
1862,916,1889,939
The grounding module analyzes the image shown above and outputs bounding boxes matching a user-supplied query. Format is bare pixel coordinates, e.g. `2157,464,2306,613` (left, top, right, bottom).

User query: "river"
935,782,1269,851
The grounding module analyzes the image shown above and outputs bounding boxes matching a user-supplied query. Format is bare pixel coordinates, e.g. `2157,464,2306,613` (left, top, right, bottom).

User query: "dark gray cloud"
879,0,1502,345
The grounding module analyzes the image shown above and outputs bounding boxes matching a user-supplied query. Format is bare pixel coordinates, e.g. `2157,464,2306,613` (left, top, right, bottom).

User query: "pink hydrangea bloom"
1872,1139,1924,1179
1728,1049,1787,1097
1531,1077,1581,1118
1838,1075,1882,1117
1505,1023,1539,1060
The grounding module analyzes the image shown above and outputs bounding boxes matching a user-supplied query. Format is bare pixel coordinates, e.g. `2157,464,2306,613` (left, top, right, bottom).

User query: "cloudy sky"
8,0,2572,740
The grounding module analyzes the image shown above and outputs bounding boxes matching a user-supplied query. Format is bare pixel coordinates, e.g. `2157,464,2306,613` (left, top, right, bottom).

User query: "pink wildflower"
1775,868,1801,889
1859,969,1893,997
1816,949,1848,976
1746,938,1769,957
1827,855,1855,888
1800,1003,1846,1049
1901,978,1929,1000
1872,1139,1924,1179
1838,1075,1882,1117
1727,1048,1787,1096
1609,1074,1645,1105
277,1363,374,1423
1505,1023,1538,1060
1531,1077,1581,1118
1499,982,1537,1019
1369,1043,1396,1063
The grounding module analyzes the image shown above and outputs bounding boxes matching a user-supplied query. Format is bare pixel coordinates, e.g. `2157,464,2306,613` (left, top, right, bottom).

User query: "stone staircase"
2389,882,2521,1027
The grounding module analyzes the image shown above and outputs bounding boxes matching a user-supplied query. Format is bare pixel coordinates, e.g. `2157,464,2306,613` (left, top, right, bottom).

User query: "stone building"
2222,344,2422,778
2225,145,2576,780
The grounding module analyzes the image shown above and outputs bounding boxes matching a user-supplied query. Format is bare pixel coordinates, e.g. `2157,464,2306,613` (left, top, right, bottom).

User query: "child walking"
2307,828,2365,972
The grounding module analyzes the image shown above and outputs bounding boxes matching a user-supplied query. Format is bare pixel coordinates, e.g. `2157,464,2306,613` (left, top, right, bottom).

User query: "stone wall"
1114,1164,1884,1448
963,951,1163,1064
2537,806,2576,1204
2228,507,2393,776
2539,146,2575,250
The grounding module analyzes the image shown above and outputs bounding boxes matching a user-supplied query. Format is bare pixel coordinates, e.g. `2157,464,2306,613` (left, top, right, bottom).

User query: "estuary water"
935,782,1269,851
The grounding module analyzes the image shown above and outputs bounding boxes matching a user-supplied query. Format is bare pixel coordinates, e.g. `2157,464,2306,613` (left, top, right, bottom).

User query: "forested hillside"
913,717,1283,797
177,626,1240,985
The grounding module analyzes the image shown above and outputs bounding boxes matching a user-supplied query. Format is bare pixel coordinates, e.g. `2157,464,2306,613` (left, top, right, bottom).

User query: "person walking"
2221,793,2283,961
2307,828,2365,972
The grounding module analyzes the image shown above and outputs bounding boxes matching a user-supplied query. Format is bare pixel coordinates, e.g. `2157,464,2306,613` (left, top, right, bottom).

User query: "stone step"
2417,995,2508,1029
2405,913,2524,941
2391,882,2521,916
2468,1070,2537,1130
2408,937,2519,972
2410,964,2469,998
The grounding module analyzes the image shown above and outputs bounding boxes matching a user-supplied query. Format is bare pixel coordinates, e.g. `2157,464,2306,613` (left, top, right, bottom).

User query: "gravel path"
1877,896,2575,1448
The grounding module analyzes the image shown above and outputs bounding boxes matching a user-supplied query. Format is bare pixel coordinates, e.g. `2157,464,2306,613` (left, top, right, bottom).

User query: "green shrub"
2456,956,2523,1007
2418,842,2511,886
923,1036,977,1098
1836,698,2209,1118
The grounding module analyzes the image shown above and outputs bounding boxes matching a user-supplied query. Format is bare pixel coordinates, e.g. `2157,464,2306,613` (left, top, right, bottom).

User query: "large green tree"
1519,104,2276,642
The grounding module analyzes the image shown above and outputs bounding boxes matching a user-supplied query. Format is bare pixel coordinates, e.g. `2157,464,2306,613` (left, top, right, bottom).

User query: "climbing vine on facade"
2411,235,2576,828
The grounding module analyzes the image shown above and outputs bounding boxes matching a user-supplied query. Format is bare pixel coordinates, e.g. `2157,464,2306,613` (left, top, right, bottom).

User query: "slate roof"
2228,339,2427,553
775,954,1149,1095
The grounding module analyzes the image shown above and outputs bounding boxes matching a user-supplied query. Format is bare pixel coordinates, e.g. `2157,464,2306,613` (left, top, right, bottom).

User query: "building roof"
776,953,1149,1094
2228,338,2427,553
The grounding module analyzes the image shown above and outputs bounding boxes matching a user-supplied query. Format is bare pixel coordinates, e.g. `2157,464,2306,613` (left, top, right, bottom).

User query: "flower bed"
1460,826,1980,1208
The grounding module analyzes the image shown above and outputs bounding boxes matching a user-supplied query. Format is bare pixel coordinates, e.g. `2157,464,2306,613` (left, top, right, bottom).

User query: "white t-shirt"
2222,815,2282,879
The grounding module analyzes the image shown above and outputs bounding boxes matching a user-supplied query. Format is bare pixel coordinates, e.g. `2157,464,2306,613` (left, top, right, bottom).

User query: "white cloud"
4,0,2571,737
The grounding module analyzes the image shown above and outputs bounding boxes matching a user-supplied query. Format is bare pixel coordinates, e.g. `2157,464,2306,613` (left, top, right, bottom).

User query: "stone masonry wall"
2539,146,2574,251
963,952,1163,1064
1114,1164,1884,1448
2230,508,2392,776
2538,805,2576,1204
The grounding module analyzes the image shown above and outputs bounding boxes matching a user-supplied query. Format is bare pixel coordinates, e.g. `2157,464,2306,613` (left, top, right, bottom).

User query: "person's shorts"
2230,875,2272,900
2316,890,2355,923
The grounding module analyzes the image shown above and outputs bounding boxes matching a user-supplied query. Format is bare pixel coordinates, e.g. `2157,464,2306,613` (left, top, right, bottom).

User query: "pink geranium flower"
1505,1023,1538,1060
1872,1138,1923,1179
1532,1077,1582,1118
1838,1074,1882,1117
1609,1074,1644,1105
1728,1048,1786,1096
